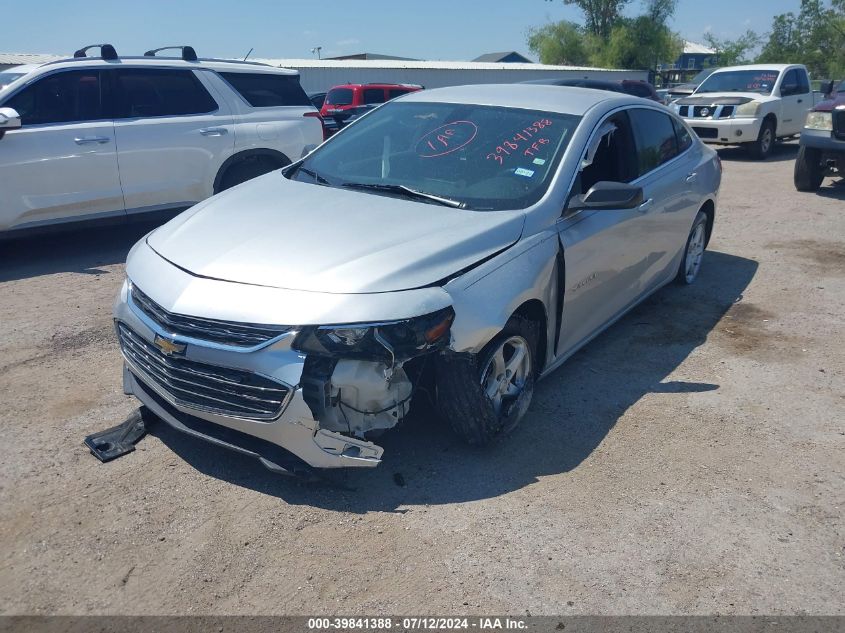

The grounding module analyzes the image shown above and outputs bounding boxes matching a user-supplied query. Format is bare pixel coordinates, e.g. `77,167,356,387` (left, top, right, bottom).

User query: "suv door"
110,67,234,214
0,69,123,232
779,69,810,136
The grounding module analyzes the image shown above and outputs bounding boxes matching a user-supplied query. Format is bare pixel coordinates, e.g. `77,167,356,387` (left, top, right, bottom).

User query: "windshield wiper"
293,165,331,185
341,182,465,208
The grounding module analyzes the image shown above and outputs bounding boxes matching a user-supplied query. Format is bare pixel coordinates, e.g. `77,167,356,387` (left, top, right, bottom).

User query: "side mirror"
822,80,835,97
567,181,644,212
0,107,21,140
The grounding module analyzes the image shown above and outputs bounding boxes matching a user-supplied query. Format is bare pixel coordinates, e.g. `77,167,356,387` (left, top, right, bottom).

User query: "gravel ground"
0,141,843,615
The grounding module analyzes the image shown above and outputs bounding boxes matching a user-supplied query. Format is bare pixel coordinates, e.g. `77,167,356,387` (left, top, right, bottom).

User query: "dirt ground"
0,141,843,616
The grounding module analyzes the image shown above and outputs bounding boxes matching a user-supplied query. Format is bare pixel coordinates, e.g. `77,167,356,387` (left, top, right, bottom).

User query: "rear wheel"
746,119,775,160
793,146,825,191
437,315,539,445
675,211,708,285
217,155,289,192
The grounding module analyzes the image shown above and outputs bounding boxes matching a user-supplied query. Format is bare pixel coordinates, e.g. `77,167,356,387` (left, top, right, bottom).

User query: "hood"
677,94,758,106
813,95,845,112
668,84,697,96
147,173,525,294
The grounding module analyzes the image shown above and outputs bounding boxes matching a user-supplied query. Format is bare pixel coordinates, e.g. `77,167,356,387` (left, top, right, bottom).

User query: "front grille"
693,106,713,118
834,110,845,140
130,284,290,348
719,106,735,118
679,106,690,117
118,323,290,420
692,127,718,139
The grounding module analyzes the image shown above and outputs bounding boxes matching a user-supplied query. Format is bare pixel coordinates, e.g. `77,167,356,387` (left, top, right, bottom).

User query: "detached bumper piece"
84,408,148,462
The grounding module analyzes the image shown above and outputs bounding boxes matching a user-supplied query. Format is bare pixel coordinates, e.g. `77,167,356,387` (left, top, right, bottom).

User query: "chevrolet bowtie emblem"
153,334,186,357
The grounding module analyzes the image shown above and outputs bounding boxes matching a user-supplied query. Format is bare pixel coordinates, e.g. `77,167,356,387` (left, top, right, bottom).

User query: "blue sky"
5,0,802,61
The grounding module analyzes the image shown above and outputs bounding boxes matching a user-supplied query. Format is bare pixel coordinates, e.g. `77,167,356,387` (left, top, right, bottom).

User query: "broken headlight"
292,307,455,361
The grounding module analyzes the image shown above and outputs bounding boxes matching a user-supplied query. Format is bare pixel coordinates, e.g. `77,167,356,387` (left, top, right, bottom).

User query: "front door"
110,67,234,215
779,69,810,136
0,69,124,231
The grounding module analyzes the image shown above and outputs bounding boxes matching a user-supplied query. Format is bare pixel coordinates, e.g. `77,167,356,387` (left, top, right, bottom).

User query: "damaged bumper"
113,245,454,471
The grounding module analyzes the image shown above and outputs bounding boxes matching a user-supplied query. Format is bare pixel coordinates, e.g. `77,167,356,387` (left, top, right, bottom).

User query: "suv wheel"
436,315,539,445
747,119,775,160
218,155,289,192
793,146,825,191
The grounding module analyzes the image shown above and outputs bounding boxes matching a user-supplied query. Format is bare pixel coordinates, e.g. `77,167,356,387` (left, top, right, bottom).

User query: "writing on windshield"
697,70,781,94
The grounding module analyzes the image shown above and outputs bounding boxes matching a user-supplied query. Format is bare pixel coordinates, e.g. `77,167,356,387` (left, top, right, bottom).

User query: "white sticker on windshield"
515,168,535,177
532,158,546,165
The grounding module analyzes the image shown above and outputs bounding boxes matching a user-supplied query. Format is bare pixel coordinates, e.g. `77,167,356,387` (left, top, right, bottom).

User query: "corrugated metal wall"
256,59,648,94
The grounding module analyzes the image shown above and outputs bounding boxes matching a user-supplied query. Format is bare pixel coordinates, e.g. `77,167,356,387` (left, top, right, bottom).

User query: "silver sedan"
114,84,721,473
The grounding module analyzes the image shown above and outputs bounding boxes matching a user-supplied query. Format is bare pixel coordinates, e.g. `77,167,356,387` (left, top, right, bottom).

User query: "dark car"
521,78,662,102
794,80,845,191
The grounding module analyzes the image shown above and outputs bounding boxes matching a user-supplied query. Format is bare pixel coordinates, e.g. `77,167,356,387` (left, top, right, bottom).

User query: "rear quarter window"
363,88,386,105
219,72,310,107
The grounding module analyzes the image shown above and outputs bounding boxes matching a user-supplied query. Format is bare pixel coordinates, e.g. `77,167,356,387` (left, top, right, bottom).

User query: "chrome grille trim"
130,283,291,348
118,323,292,420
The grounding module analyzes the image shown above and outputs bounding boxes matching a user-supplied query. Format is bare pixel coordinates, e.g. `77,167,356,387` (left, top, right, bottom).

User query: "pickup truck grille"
834,110,845,140
130,284,290,348
118,323,291,420
680,105,734,119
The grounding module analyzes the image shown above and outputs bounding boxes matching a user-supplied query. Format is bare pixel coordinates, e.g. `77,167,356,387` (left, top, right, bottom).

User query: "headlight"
292,307,455,361
804,111,833,131
734,101,761,117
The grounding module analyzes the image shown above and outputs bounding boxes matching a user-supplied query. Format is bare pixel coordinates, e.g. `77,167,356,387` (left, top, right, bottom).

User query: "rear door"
779,69,810,136
0,68,124,231
111,67,234,215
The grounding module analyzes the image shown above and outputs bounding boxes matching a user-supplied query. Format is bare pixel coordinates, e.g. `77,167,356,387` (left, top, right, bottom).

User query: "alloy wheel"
480,336,532,416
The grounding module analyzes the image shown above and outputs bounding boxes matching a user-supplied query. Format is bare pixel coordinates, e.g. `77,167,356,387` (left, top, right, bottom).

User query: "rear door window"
325,88,354,106
672,117,693,153
363,88,385,105
219,72,310,107
628,108,680,176
112,68,217,118
6,70,104,125
387,88,410,100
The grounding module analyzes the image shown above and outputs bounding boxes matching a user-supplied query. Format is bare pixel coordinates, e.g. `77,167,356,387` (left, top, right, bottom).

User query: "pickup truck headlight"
734,101,761,117
804,111,833,131
292,307,455,361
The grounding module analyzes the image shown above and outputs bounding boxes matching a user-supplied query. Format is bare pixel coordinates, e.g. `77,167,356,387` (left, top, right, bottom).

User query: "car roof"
710,64,799,73
0,64,40,74
32,56,299,76
399,83,634,115
329,83,421,89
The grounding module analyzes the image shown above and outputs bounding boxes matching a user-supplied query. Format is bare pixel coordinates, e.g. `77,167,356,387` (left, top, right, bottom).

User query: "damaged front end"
297,308,454,447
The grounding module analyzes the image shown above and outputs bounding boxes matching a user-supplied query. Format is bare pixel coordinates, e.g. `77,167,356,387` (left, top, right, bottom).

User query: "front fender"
444,230,559,361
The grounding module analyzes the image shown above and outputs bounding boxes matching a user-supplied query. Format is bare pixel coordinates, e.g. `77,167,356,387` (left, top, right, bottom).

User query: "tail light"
303,111,327,141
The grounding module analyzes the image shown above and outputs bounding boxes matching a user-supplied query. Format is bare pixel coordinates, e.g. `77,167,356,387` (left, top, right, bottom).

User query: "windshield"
291,101,580,211
697,69,780,94
837,81,845,94
0,72,25,91
691,68,717,84
325,88,354,106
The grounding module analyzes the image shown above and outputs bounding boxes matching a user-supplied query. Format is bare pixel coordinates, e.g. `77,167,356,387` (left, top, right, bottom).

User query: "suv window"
6,70,104,125
625,83,653,98
325,88,354,106
113,68,217,118
363,88,385,105
219,72,310,107
578,111,638,194
387,88,410,100
628,108,680,176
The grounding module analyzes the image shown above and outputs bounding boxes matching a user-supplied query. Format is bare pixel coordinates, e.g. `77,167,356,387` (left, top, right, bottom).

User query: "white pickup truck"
673,64,824,159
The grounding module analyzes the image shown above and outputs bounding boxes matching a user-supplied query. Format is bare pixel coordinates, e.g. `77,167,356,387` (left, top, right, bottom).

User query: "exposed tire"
436,315,540,446
793,146,825,191
746,119,775,160
217,155,288,192
675,210,708,285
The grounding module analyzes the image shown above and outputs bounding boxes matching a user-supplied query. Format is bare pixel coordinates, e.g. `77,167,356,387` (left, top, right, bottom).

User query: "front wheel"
793,146,825,191
746,119,775,160
436,315,539,445
675,211,708,285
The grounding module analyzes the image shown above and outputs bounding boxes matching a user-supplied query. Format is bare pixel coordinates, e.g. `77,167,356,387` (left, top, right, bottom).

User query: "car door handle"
638,198,654,212
685,171,698,183
199,127,228,136
74,136,110,145
797,99,803,103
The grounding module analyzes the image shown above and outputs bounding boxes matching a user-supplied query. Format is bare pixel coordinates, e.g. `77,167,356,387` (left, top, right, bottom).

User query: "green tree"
597,16,683,69
703,30,761,66
560,0,632,38
527,21,593,65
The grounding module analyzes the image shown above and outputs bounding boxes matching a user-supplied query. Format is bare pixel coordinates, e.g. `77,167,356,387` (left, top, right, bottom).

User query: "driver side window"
577,111,637,196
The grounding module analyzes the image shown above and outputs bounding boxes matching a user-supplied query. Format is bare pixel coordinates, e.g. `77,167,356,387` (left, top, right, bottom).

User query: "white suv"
0,44,324,235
